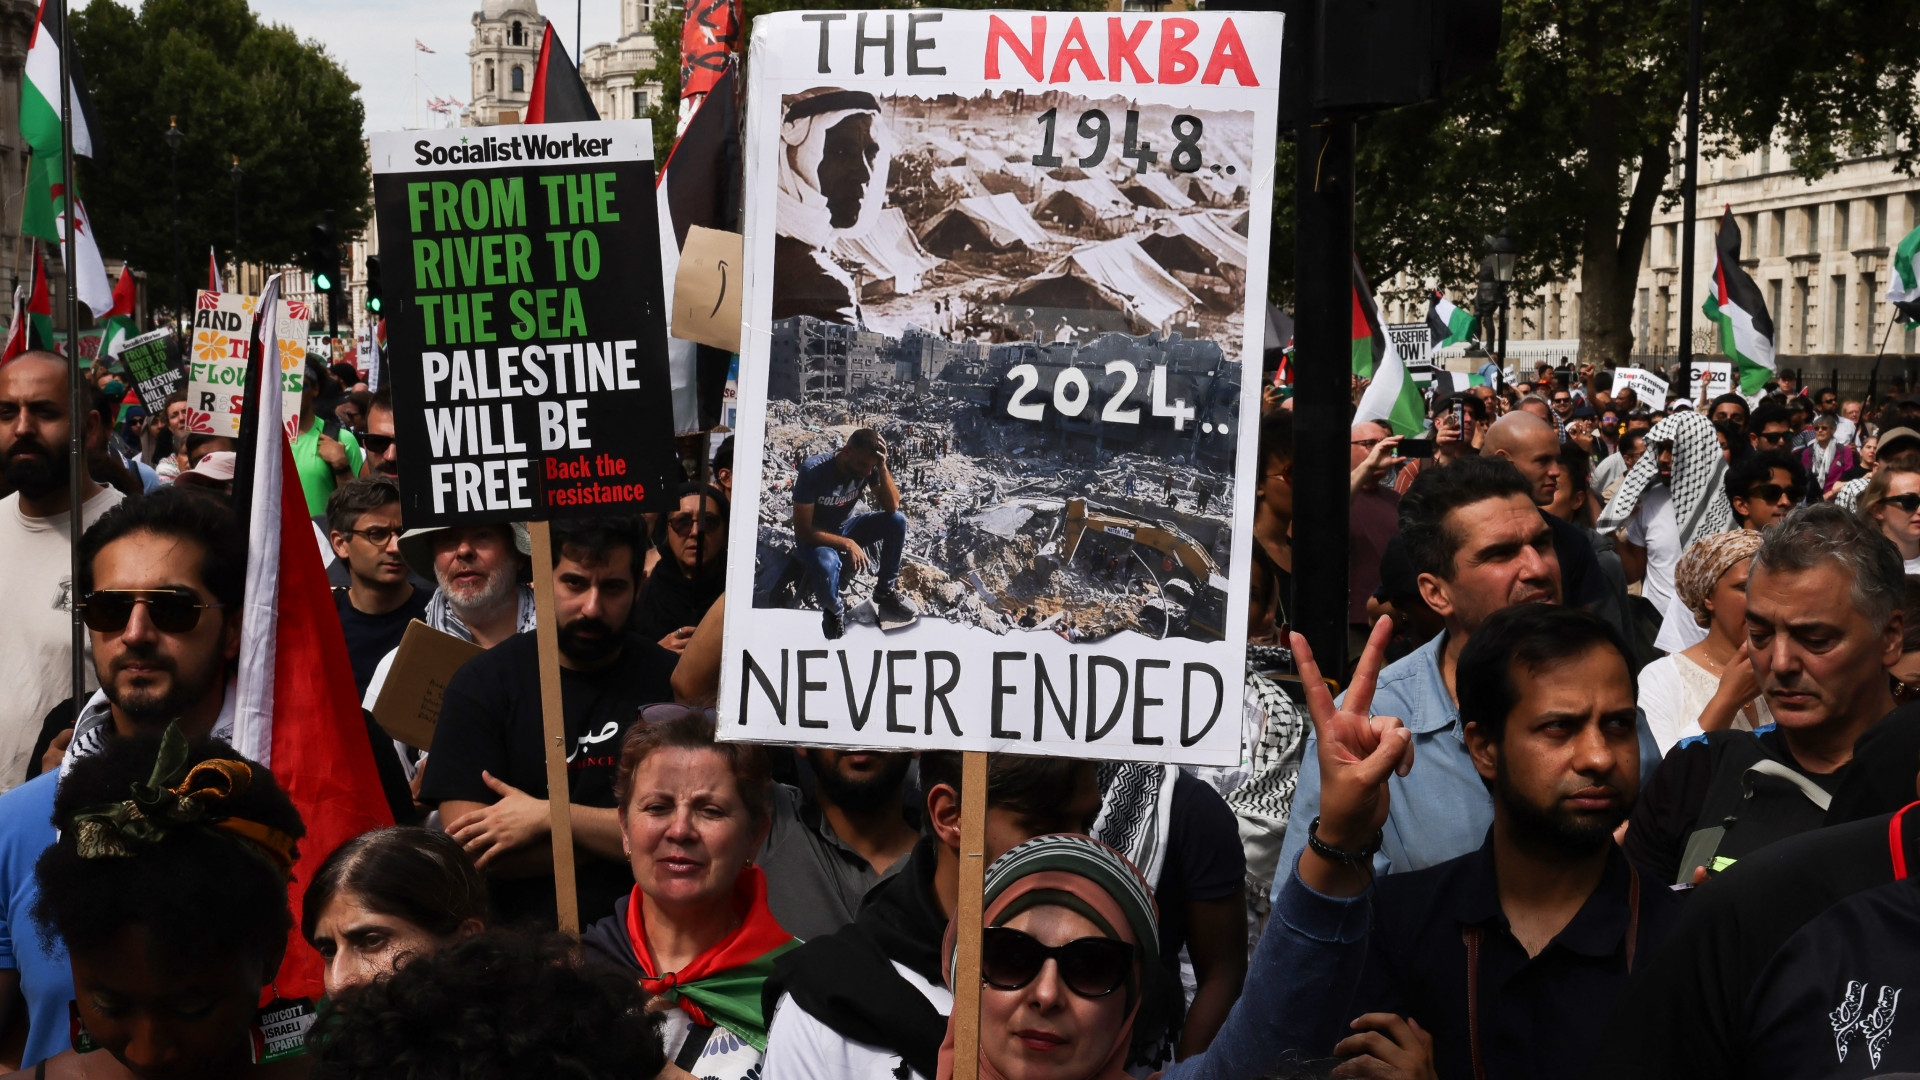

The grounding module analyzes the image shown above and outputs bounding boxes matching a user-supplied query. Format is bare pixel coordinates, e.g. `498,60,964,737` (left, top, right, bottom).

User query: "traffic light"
309,221,340,294
364,255,382,314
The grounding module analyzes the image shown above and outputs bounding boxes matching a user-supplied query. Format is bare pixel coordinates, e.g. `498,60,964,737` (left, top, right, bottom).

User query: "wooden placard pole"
527,520,581,934
951,751,989,1080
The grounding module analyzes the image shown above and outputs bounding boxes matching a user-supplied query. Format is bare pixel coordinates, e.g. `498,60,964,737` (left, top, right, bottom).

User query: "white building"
580,0,662,123
463,0,662,128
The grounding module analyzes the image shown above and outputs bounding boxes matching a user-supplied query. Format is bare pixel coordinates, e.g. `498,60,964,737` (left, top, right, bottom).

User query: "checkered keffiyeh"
1598,411,1736,548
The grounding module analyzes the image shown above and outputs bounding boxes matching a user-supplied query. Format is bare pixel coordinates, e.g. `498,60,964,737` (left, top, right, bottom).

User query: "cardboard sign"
1612,366,1670,406
672,226,746,353
717,9,1283,766
367,120,681,526
118,328,184,415
370,620,485,751
184,291,310,438
1691,361,1733,402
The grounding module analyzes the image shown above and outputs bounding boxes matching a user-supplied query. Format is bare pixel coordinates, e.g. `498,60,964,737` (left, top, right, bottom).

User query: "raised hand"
1292,618,1413,894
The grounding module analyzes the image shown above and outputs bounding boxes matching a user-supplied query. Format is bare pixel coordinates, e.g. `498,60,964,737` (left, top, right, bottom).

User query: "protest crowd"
5,2,1920,1079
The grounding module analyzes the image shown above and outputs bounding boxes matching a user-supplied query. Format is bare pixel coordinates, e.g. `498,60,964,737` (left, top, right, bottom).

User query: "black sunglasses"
1754,430,1790,444
668,512,723,536
1746,483,1799,504
980,926,1133,998
80,589,224,634
358,433,394,455
1879,493,1920,514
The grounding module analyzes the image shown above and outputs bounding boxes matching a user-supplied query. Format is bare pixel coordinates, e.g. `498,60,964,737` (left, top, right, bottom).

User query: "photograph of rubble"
752,86,1253,645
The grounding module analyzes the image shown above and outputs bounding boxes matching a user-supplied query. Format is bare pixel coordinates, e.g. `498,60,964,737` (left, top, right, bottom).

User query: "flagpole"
1677,0,1703,393
57,0,84,724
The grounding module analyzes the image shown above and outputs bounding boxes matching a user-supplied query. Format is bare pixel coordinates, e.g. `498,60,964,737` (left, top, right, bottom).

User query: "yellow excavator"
1059,498,1229,640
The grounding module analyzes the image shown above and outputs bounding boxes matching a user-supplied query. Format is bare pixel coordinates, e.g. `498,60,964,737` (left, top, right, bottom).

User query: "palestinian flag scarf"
1702,207,1776,393
1351,258,1425,437
626,866,797,1052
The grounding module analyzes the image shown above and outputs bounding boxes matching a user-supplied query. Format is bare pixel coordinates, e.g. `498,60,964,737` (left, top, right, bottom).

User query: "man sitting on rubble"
793,427,918,639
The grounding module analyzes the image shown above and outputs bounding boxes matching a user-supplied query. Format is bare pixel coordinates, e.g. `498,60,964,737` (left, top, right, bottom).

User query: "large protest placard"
118,328,183,415
718,9,1282,766
367,120,680,526
185,291,311,439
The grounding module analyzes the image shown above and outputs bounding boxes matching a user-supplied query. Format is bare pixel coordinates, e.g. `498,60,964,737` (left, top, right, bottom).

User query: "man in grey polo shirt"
759,749,921,940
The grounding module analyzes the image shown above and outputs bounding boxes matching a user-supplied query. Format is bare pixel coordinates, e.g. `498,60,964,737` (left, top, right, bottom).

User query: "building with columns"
579,0,661,123
463,0,544,127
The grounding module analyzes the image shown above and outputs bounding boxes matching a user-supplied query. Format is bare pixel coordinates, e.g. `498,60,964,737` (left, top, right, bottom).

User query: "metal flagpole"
57,0,84,723
1677,0,1703,392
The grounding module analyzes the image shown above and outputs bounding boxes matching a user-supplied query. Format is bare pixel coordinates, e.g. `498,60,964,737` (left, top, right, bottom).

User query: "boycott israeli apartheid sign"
368,121,678,525
719,9,1282,766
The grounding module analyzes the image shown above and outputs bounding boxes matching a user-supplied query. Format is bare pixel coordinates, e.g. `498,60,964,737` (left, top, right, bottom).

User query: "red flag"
107,264,136,318
525,21,599,124
232,275,394,999
2,244,52,364
680,0,739,101
207,246,224,293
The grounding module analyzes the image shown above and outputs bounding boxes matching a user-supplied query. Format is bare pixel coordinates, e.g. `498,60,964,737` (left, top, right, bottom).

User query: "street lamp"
230,156,243,293
1484,228,1517,368
165,117,184,310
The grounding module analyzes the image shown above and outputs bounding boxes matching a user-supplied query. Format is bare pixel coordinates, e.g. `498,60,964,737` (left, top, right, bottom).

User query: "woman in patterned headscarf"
937,835,1169,1080
1635,530,1773,752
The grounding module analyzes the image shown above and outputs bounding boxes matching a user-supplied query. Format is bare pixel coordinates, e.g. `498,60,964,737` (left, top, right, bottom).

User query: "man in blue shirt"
1275,456,1661,884
791,427,917,639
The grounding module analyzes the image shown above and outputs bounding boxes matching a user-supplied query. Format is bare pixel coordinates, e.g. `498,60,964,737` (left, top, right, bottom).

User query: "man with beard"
421,517,680,930
361,386,400,480
0,486,239,1068
0,352,124,790
1160,607,1681,1080
757,748,921,940
360,521,533,712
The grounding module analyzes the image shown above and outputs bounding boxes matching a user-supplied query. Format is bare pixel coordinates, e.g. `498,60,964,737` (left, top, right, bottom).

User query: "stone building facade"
463,0,544,127
579,0,661,123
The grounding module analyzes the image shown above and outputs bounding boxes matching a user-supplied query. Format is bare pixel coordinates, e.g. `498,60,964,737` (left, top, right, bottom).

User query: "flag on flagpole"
208,246,224,293
1352,258,1426,437
2,244,54,363
1426,291,1476,348
654,61,740,431
524,21,599,124
98,264,138,358
21,152,112,317
21,0,97,159
230,274,395,999
1702,206,1777,394
414,39,435,53
1889,222,1920,326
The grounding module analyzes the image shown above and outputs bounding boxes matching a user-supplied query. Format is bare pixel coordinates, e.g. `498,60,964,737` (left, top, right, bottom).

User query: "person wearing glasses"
361,387,400,480
1162,608,1679,1080
0,351,126,790
937,834,1171,1080
1860,461,1920,574
634,482,729,653
422,517,680,931
1830,424,1920,512
1798,412,1856,500
327,477,431,697
0,487,241,1071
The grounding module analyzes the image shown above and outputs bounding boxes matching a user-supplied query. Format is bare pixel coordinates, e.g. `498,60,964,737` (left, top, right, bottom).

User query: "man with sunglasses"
1724,450,1806,531
1830,425,1920,513
360,387,399,480
422,517,680,930
0,351,124,790
327,477,431,697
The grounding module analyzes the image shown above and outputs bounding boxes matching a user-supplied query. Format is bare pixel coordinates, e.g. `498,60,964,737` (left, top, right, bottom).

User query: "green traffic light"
315,271,334,292
366,296,382,313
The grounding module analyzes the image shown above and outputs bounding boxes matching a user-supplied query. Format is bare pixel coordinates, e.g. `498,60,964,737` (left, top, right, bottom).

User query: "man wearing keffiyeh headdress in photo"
773,89,893,326
1598,411,1736,628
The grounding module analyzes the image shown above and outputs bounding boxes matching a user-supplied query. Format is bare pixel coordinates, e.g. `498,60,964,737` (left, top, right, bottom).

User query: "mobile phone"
1396,439,1436,458
1450,400,1468,440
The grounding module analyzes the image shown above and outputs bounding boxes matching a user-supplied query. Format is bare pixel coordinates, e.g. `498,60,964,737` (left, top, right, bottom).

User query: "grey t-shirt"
757,783,909,941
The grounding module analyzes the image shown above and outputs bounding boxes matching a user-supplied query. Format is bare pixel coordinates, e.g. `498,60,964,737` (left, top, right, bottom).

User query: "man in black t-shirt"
420,517,678,930
1625,504,1904,885
326,477,432,696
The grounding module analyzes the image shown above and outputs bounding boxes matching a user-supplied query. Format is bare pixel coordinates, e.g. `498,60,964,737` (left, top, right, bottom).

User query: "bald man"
1484,411,1630,644
0,352,124,789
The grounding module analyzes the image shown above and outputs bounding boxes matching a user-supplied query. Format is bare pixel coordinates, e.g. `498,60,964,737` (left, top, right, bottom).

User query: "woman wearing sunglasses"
1860,461,1920,574
938,834,1169,1080
633,483,731,651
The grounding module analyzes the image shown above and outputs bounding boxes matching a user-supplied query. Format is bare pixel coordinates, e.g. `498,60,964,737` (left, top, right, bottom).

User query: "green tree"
1294,0,1920,365
72,0,371,310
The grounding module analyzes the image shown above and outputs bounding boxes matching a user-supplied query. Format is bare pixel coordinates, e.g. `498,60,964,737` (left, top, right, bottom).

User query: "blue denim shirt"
1273,632,1662,893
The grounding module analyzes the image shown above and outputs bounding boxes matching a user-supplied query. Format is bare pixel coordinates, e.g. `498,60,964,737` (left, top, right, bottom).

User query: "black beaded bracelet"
1306,816,1382,867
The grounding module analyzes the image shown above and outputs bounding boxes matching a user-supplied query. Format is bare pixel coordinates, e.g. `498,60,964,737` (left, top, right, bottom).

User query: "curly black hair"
34,732,305,970
308,930,665,1080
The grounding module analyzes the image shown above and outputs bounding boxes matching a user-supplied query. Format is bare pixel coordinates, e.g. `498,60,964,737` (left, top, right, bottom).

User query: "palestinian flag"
98,264,138,360
525,21,600,124
1427,292,1476,348
657,62,740,429
1888,222,1920,326
21,151,112,316
1702,206,1776,394
1,244,53,363
21,0,97,158
1352,258,1425,437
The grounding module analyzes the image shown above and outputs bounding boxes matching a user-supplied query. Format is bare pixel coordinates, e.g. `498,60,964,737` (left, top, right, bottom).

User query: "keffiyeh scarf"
423,584,537,643
1597,410,1735,547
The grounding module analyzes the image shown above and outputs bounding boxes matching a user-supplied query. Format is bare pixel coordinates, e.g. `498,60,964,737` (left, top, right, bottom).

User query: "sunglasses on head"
1879,493,1920,514
357,433,394,455
979,926,1133,998
668,512,723,536
80,589,224,634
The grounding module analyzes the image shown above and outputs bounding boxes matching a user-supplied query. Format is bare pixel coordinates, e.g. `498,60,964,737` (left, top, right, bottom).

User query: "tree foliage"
1291,0,1920,364
71,0,370,308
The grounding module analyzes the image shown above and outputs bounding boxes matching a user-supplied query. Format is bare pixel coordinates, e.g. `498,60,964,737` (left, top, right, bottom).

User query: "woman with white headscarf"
773,89,893,325
1598,410,1735,617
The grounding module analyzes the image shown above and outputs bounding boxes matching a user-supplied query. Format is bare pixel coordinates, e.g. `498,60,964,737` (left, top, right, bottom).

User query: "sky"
130,0,626,136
